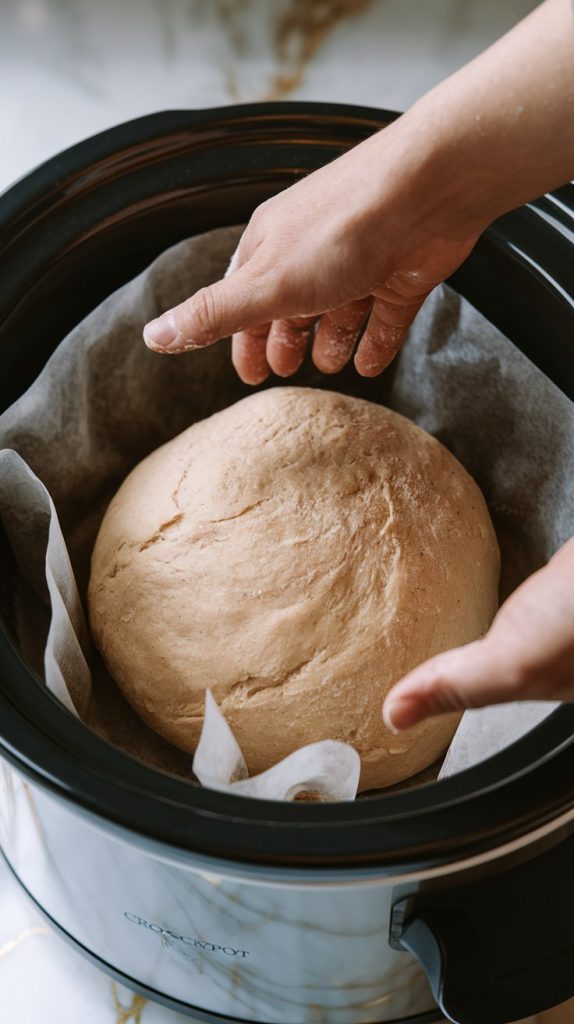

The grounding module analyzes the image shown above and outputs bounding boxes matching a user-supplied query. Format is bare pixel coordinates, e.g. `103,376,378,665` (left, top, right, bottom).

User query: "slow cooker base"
1,848,443,1024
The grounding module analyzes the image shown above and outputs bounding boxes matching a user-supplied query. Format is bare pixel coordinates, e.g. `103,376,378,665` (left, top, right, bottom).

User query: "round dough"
88,387,499,792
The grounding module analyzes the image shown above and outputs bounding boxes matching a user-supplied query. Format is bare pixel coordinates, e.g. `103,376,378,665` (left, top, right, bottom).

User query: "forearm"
408,0,574,235
310,0,574,264
144,0,574,377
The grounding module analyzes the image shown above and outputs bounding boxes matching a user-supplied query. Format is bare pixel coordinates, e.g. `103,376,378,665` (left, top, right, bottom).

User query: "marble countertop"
1,1,572,1022
0,0,540,192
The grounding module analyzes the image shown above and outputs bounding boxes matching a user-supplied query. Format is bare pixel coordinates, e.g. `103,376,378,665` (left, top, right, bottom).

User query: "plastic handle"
398,906,503,1024
390,830,574,1024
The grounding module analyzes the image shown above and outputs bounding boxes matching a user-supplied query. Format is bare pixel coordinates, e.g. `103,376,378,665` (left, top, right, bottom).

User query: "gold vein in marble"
214,0,374,101
269,0,374,99
0,927,49,958
111,982,147,1024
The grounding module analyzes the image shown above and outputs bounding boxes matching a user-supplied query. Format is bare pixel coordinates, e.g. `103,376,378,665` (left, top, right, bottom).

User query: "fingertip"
266,356,301,378
266,318,314,378
231,353,271,386
383,641,493,729
235,366,271,387
383,694,427,733
311,342,350,375
382,699,401,734
312,301,371,376
231,330,271,386
353,350,383,378
354,307,408,378
274,371,298,380
311,356,341,375
382,656,455,731
143,310,212,354
143,312,179,352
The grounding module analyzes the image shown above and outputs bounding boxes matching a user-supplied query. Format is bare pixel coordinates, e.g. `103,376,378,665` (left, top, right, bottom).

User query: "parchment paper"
1,225,572,798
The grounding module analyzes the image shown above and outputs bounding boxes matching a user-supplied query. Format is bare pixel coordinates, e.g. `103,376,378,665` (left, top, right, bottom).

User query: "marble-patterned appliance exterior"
0,761,436,1023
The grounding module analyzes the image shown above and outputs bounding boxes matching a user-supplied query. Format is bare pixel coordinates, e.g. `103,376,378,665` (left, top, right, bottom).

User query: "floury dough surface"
88,387,500,791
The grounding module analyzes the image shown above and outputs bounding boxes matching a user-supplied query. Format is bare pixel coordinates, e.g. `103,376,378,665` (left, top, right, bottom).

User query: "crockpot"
0,103,573,1024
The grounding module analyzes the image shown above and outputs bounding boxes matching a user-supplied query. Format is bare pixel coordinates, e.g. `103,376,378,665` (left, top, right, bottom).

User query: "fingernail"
382,700,401,735
143,313,178,351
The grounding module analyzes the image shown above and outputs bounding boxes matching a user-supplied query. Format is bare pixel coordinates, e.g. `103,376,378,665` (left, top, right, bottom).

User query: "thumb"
143,262,278,354
382,637,521,733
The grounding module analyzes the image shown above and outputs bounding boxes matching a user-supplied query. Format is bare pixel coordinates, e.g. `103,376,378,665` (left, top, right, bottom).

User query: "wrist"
358,105,492,255
396,97,500,240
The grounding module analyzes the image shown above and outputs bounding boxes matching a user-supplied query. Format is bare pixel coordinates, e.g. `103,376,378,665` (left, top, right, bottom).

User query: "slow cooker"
0,103,573,1024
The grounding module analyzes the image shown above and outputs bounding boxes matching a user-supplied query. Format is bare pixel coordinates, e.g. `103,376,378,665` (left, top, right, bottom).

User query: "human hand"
143,113,479,384
144,0,574,384
383,536,574,731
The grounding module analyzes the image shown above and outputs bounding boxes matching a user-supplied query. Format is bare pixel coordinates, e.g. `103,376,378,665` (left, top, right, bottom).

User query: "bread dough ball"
88,388,499,792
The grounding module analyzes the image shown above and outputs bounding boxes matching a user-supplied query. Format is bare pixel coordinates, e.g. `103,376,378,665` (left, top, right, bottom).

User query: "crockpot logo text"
123,913,250,959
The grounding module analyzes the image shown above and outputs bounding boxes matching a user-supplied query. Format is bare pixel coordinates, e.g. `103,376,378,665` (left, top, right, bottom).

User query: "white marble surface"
0,764,436,1024
0,850,190,1024
1,1,572,1022
0,0,539,193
